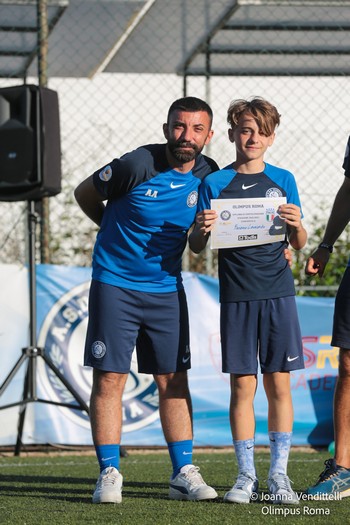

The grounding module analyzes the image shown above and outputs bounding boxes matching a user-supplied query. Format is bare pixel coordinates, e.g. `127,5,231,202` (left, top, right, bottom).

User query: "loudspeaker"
0,84,61,201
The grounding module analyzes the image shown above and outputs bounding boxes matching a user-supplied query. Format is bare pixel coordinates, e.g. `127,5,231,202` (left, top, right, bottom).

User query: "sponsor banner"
0,264,337,446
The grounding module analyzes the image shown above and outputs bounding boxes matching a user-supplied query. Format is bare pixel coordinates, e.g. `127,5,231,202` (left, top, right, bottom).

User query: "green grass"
0,449,347,525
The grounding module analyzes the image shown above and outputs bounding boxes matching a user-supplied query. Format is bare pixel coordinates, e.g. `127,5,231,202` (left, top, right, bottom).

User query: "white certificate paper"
210,197,287,249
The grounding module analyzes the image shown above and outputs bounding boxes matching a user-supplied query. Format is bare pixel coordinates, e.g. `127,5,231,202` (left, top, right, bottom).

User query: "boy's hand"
195,209,218,235
189,209,218,253
278,204,302,230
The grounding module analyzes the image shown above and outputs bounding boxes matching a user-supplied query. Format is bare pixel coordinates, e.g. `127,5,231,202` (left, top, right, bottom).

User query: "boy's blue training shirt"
198,162,303,302
92,143,218,293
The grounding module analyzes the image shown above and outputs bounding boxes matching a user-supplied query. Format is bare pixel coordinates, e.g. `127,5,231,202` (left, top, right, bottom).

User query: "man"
305,135,350,498
74,97,219,504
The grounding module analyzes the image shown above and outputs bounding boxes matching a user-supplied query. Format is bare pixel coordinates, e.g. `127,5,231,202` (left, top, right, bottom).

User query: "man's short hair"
167,97,213,126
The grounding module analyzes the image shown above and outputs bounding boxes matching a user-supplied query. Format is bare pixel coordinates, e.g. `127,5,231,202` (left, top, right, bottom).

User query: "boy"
189,97,307,504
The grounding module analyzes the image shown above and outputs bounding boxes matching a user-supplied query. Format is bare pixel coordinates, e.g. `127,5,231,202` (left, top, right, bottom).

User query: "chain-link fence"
0,1,349,285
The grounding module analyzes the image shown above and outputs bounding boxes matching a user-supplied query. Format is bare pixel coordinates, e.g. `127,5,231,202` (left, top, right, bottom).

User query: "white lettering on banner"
129,401,144,419
143,393,159,407
62,306,80,323
76,295,88,314
51,325,69,342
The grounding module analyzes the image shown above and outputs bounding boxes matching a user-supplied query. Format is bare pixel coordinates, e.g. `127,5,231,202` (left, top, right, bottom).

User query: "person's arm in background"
305,177,350,277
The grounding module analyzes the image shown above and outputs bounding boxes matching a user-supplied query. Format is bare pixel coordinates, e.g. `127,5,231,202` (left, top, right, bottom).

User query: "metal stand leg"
0,201,89,455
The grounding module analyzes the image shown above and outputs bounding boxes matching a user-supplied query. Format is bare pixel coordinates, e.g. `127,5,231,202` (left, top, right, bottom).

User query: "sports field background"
0,4,348,523
0,1,349,274
0,448,346,525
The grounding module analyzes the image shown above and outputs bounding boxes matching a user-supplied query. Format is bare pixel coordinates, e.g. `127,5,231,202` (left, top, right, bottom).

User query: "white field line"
0,456,324,468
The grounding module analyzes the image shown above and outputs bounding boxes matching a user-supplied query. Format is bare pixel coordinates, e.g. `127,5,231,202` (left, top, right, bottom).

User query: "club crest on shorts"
91,340,106,358
37,282,159,432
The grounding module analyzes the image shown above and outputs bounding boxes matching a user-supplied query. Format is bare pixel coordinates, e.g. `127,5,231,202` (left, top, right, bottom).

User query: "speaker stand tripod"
0,200,89,456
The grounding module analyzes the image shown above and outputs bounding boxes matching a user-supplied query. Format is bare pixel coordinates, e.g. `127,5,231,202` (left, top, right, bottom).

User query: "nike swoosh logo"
170,182,186,189
242,183,258,190
287,356,299,362
182,451,192,455
101,456,117,461
182,355,191,364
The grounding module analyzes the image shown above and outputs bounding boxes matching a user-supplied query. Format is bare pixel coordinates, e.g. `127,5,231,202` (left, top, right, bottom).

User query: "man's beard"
167,140,201,163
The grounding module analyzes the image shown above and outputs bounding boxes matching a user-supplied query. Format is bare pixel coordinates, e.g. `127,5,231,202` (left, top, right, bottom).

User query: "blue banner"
0,264,337,447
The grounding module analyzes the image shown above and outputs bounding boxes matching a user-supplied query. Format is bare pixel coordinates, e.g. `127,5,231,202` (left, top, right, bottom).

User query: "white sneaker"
224,472,259,504
267,473,299,504
169,465,218,501
92,466,123,504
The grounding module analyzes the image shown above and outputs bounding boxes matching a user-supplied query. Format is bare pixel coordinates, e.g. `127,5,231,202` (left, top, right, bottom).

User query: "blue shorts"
332,267,350,349
84,280,190,374
220,296,305,374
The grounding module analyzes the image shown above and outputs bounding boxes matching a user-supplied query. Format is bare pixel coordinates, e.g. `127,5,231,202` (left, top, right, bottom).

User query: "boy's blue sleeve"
197,179,212,212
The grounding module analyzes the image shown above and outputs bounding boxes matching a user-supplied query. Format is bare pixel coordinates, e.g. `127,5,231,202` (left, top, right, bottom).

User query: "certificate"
210,197,287,249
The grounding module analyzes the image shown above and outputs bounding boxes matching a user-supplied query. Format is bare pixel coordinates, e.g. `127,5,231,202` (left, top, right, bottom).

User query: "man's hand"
305,247,330,277
284,248,293,268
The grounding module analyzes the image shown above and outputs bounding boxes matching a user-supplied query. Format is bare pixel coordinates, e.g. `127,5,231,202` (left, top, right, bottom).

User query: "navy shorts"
332,267,350,350
220,296,305,374
84,280,191,374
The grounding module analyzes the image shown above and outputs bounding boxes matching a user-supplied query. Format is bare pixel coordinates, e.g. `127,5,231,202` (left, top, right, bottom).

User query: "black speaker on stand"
0,84,61,201
0,85,89,455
